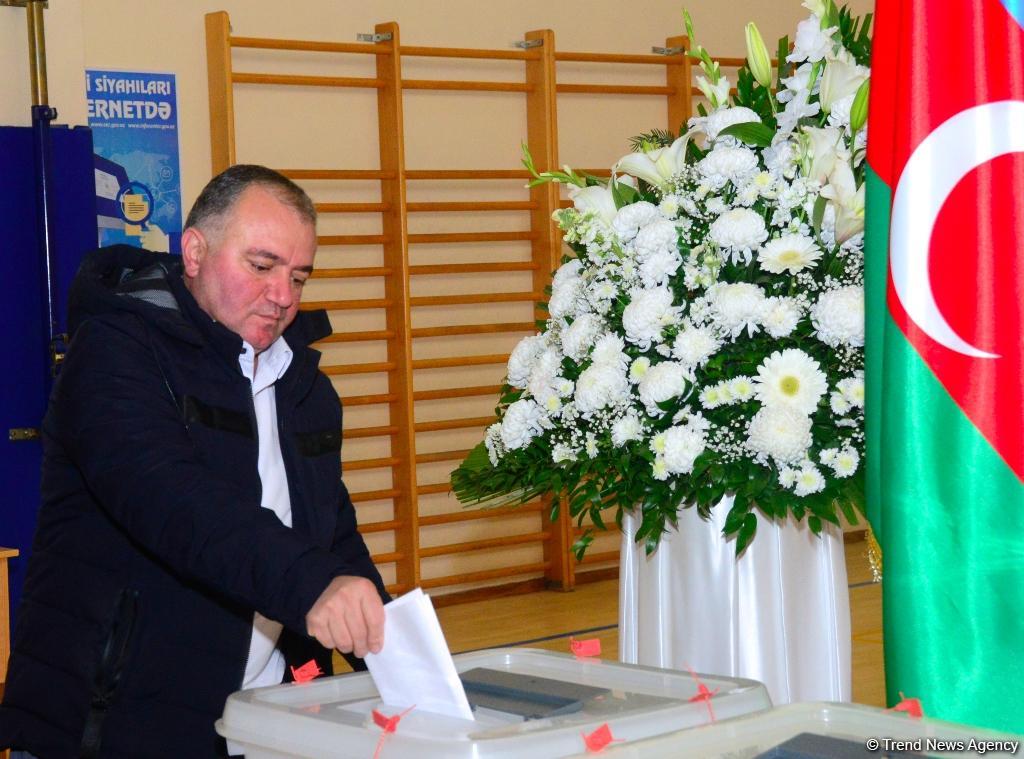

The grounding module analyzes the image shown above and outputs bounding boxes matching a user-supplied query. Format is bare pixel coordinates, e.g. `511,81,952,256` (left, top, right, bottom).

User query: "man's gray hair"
184,164,316,238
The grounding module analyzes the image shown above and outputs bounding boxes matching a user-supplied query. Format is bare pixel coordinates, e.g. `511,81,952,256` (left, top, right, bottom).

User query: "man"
0,165,387,757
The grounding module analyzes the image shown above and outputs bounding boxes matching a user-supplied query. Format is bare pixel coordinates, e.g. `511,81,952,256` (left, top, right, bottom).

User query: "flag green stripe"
879,321,1024,732
864,166,890,545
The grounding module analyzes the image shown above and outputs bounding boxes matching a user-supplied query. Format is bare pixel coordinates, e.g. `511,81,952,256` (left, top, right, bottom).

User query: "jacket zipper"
235,376,260,688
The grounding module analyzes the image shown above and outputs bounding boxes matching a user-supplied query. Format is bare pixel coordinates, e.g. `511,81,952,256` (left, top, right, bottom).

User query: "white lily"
788,17,838,63
696,74,732,109
820,57,869,114
802,0,828,17
799,125,844,183
745,23,773,89
614,134,690,190
568,184,618,225
820,162,865,243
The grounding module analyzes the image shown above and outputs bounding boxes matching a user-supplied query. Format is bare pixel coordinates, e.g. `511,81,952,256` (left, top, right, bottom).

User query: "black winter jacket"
0,246,386,758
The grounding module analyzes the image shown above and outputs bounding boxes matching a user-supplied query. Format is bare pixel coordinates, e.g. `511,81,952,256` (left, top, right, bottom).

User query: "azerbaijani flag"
865,0,1024,731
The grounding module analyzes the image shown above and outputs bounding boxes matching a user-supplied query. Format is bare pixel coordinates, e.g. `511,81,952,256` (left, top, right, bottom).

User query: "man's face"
182,186,316,352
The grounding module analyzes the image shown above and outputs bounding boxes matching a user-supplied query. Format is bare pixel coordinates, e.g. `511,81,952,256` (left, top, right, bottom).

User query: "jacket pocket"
182,395,254,438
80,587,140,759
295,427,342,457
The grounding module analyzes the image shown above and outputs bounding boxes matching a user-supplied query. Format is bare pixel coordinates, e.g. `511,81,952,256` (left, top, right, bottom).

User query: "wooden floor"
336,537,885,706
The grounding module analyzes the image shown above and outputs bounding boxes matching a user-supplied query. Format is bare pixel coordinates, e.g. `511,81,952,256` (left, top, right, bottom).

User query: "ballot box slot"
459,667,610,720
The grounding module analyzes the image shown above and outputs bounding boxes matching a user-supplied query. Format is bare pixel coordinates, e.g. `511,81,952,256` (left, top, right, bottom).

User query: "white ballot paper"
363,587,474,721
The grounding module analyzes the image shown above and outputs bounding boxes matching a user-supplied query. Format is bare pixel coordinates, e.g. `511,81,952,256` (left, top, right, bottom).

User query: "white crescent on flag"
889,99,1024,359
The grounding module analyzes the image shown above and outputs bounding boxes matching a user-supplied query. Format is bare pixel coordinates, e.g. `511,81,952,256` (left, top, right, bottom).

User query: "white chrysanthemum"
622,286,680,349
612,201,661,243
588,278,618,307
629,356,651,383
552,258,583,288
763,140,799,177
837,373,865,408
529,376,564,415
652,425,707,475
638,247,683,288
659,196,680,218
591,332,629,368
762,296,803,338
707,282,766,338
500,398,546,450
793,464,827,496
506,334,545,389
638,361,688,414
746,405,813,464
633,219,678,259
555,377,574,397
651,457,670,480
700,384,725,409
693,105,762,141
526,347,563,399
779,467,798,488
754,348,828,414
611,413,644,446
484,422,505,465
831,447,860,477
672,323,721,367
709,208,769,261
574,362,629,415
552,443,578,463
561,313,603,362
698,146,760,189
810,284,865,347
758,233,822,274
729,376,756,402
548,273,583,320
830,391,852,414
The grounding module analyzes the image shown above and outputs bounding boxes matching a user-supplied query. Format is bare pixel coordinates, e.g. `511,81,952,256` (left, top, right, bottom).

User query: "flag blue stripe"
1000,0,1024,29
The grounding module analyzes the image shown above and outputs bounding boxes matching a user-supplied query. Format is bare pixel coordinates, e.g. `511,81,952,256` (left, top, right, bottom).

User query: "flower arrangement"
452,0,872,556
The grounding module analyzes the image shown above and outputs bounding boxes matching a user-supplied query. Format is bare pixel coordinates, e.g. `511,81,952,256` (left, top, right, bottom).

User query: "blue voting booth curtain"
0,124,97,628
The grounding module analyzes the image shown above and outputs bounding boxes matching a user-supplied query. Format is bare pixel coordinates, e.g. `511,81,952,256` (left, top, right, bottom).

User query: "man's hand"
305,576,385,657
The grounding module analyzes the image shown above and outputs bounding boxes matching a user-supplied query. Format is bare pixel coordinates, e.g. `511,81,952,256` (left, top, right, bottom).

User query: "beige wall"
1,0,87,126
3,0,869,201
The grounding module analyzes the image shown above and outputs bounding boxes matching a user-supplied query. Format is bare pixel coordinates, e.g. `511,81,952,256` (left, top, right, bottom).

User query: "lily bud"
850,78,870,133
745,23,773,89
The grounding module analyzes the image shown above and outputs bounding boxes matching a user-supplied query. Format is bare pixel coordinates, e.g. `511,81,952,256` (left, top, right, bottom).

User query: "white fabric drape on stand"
618,496,851,705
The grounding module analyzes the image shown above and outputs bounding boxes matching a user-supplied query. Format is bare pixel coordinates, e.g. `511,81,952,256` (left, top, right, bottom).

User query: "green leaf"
811,194,828,235
717,122,775,148
459,442,491,472
723,499,749,535
572,531,594,562
808,515,822,535
736,513,758,554
628,128,676,151
611,177,641,208
775,35,791,90
837,497,858,525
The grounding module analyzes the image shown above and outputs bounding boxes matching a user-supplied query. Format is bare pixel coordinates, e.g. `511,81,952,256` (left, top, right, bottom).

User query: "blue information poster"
85,69,182,253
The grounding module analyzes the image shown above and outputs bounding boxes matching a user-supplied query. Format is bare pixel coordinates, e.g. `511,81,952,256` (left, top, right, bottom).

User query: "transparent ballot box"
594,701,1023,758
216,648,772,758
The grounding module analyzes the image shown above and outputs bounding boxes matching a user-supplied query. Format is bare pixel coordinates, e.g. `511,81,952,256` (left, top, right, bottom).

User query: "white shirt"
237,336,294,691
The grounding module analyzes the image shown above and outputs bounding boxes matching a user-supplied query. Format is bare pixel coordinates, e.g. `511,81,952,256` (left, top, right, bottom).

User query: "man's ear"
180,227,207,278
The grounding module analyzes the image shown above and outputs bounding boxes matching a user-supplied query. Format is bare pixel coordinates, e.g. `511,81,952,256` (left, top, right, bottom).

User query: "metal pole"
26,0,63,375
26,0,48,107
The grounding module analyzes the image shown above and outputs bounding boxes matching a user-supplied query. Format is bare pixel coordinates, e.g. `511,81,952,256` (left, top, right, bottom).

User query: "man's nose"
265,270,293,308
